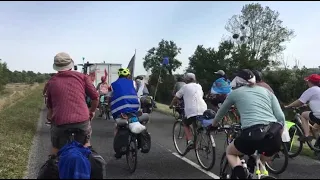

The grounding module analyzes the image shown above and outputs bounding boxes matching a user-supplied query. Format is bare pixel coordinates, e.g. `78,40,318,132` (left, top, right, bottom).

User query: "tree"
187,41,235,91
143,39,182,75
225,3,295,68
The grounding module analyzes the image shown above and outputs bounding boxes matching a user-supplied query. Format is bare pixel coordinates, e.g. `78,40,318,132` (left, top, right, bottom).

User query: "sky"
0,1,319,75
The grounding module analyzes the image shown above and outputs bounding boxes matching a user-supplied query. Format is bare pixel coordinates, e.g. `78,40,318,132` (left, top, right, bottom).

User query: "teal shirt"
213,85,285,129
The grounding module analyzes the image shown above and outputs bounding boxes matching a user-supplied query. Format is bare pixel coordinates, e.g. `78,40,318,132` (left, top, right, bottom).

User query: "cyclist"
285,74,320,142
252,70,274,94
209,69,232,111
169,73,207,149
108,68,140,159
47,52,99,156
172,76,186,118
211,69,285,179
96,76,109,117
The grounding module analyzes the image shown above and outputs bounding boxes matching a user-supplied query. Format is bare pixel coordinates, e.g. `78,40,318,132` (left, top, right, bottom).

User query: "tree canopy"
142,3,312,106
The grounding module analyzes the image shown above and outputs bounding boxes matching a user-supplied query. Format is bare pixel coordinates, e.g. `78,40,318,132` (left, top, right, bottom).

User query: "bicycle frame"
220,124,271,179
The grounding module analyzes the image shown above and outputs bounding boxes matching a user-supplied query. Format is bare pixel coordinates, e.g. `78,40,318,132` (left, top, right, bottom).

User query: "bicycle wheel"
287,124,303,158
126,136,138,173
173,120,188,156
195,130,216,170
265,141,289,174
260,176,277,179
219,152,232,179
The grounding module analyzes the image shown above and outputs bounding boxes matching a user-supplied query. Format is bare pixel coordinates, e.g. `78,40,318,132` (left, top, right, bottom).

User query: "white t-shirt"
299,86,320,118
176,82,207,119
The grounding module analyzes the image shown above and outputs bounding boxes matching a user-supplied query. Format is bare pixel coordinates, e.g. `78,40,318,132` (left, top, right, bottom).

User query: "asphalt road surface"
25,109,320,179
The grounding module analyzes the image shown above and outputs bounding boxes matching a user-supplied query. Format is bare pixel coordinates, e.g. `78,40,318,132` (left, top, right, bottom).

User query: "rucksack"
88,148,107,179
113,127,130,155
58,141,91,179
37,155,59,179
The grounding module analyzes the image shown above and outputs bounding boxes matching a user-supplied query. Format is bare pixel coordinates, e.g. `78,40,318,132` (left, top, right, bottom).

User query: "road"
25,109,320,179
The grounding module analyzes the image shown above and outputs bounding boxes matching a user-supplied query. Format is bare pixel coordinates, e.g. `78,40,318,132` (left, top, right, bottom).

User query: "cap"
214,70,225,76
184,73,196,81
304,74,320,83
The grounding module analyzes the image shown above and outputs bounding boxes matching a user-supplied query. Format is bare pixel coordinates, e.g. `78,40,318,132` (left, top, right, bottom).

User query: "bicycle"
99,95,111,120
116,113,149,173
172,106,216,171
219,123,286,179
286,107,320,158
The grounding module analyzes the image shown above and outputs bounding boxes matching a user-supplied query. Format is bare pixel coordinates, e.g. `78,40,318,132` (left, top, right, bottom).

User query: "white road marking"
172,152,220,179
154,141,220,179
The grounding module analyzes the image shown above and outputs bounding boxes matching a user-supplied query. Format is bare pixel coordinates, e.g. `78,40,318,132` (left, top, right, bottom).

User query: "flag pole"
153,67,162,101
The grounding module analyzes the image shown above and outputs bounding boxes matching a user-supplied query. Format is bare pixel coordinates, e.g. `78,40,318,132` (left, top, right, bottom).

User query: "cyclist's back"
177,82,207,119
217,85,284,129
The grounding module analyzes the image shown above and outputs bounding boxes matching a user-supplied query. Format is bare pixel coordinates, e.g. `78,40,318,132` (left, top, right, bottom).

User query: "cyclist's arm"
212,92,235,126
85,76,99,113
169,86,184,107
286,89,312,108
271,93,285,126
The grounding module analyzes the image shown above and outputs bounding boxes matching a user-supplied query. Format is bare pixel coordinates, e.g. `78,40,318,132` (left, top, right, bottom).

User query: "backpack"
58,141,91,179
37,155,59,179
88,148,107,179
113,127,130,155
138,130,151,153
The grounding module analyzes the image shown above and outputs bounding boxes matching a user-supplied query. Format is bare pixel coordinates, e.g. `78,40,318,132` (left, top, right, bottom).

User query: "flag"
104,68,108,81
162,57,169,66
127,50,136,79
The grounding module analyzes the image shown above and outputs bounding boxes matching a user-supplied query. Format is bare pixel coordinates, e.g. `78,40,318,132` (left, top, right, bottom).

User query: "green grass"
0,84,44,178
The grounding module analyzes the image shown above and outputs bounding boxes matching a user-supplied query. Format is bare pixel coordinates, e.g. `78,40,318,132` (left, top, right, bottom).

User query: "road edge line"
172,152,220,179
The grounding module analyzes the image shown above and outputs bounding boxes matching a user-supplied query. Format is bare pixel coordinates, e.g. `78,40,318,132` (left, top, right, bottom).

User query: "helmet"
101,76,106,82
118,68,131,77
236,69,255,83
252,70,262,82
203,109,216,119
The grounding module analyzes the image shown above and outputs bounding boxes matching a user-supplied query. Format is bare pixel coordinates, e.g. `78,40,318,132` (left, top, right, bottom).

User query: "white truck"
88,63,122,87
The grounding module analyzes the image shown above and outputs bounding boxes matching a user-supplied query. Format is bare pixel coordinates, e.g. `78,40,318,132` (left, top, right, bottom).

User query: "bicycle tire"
265,141,289,174
195,130,216,171
260,176,277,179
126,136,138,173
219,152,231,179
172,120,188,156
288,124,304,158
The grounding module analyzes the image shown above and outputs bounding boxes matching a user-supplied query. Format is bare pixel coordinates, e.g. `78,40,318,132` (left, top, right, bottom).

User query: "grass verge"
155,102,317,159
0,84,44,178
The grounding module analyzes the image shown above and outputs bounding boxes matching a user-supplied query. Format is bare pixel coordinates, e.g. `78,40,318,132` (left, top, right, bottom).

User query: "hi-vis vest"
110,78,140,118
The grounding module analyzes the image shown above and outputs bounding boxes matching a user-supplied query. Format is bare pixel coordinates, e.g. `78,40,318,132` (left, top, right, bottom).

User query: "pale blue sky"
0,1,319,74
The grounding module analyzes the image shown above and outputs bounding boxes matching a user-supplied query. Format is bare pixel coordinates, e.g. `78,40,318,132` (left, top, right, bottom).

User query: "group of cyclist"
169,68,320,179
44,51,320,178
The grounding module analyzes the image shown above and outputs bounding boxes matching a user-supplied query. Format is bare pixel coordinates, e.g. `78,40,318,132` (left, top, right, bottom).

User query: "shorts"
183,116,198,128
309,112,320,125
50,120,92,149
234,125,282,157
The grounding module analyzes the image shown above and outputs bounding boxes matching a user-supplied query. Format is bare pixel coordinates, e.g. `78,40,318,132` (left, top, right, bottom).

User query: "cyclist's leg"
258,131,282,164
183,116,196,147
226,141,248,179
50,121,92,155
300,111,314,140
228,134,256,179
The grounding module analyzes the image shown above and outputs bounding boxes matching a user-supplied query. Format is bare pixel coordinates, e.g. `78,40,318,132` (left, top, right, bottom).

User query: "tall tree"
143,39,182,75
225,3,295,67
